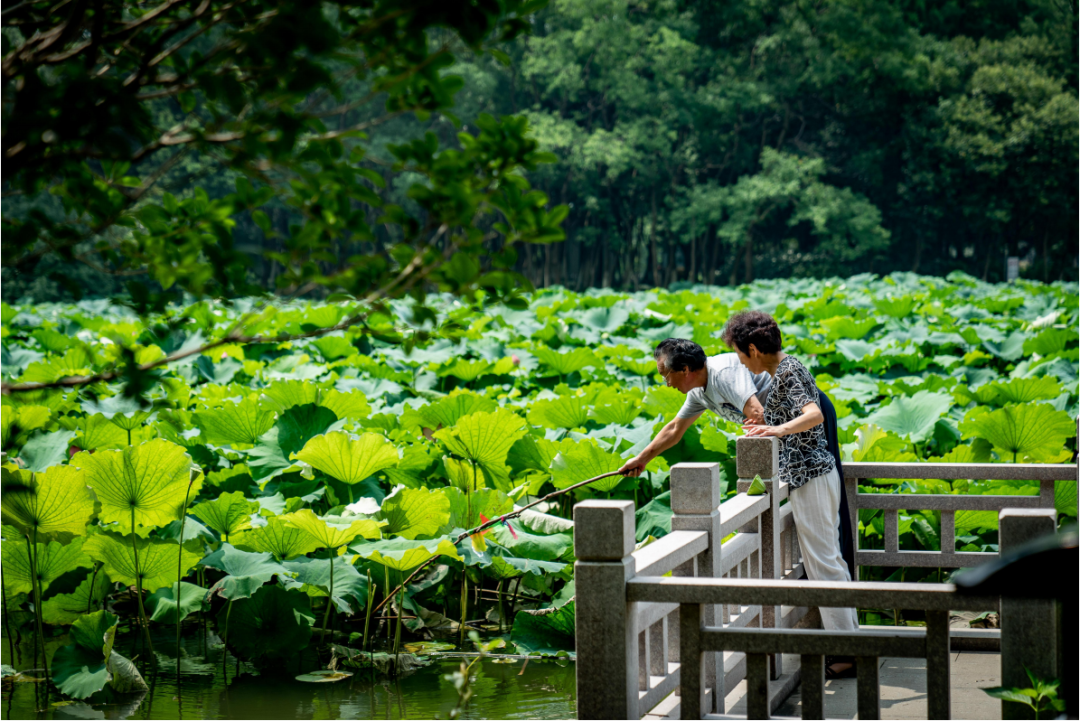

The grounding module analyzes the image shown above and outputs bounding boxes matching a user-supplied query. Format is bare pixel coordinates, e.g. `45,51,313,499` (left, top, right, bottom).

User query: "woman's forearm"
779,404,823,436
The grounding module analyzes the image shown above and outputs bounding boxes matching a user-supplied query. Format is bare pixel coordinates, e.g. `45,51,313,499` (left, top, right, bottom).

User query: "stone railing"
574,436,1075,720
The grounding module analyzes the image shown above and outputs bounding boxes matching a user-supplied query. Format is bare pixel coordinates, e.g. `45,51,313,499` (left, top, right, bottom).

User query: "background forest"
4,0,1078,302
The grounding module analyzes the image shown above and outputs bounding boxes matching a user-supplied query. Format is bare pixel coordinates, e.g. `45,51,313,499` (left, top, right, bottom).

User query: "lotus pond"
1,272,1077,715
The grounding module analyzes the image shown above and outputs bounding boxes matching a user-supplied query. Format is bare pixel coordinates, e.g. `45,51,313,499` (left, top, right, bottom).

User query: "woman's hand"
743,422,786,438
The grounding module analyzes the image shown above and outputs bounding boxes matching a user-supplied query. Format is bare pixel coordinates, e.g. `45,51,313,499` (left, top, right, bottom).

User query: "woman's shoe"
824,656,857,679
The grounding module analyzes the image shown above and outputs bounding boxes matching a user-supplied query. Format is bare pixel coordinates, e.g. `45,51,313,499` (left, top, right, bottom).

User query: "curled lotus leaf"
296,431,400,485
279,508,381,549
231,515,322,560
377,487,451,540
190,491,258,540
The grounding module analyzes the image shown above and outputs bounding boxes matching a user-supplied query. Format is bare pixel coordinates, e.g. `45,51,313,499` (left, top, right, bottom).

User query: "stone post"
574,500,638,720
670,462,722,712
735,436,782,678
998,508,1057,721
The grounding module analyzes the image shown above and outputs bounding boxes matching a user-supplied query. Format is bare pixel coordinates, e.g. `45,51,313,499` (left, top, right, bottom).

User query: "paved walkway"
720,651,1002,719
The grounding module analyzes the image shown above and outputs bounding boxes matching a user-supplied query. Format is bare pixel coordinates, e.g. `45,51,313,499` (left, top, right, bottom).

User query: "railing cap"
671,462,721,514
736,436,779,480
573,500,635,561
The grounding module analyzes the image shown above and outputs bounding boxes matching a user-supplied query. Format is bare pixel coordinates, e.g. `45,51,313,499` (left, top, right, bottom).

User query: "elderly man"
618,337,771,477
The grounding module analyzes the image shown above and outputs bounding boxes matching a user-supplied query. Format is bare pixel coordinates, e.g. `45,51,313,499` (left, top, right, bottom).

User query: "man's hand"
618,456,649,478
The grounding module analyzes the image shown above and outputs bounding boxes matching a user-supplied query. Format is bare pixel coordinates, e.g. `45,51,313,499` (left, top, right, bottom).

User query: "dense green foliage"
2,274,1077,684
5,0,1076,305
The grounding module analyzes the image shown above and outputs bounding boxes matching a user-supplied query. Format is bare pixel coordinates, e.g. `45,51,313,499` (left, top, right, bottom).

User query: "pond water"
1,625,577,720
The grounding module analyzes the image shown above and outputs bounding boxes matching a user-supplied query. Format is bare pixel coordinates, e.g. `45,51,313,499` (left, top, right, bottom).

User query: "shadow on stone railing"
574,436,1076,720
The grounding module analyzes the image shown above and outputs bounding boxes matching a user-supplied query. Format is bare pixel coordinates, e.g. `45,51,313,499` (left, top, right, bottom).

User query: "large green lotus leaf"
281,555,369,613
488,522,572,563
485,552,568,580
190,491,258,540
982,331,1027,362
845,424,918,463
319,389,371,422
296,431,400,485
78,439,198,531
311,335,355,362
278,404,342,457
231,516,322,560
261,380,321,412
377,487,451,540
1023,327,1074,357
507,436,574,475
19,346,93,385
279,509,381,549
960,404,1077,462
146,582,208,623
351,537,462,572
532,347,599,376
1,464,95,542
51,611,118,699
573,306,630,333
590,396,642,426
80,395,153,431
245,427,292,483
83,532,202,593
436,358,492,382
989,376,1062,404
443,456,513,493
42,570,112,625
863,391,952,444
76,414,129,451
1055,481,1077,517
527,395,590,430
611,356,656,377
382,443,435,488
433,408,527,467
511,603,575,657
19,429,77,472
193,398,276,446
954,510,999,532
203,543,291,601
819,316,877,341
635,491,672,541
444,487,513,530
406,392,497,431
642,386,685,418
221,584,315,659
1,536,92,595
549,440,625,491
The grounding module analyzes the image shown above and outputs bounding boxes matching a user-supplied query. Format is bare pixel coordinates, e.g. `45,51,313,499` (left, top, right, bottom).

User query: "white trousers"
788,467,859,631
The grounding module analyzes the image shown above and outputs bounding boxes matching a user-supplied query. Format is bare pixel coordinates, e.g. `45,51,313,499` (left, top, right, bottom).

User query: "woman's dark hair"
722,311,782,355
653,338,706,372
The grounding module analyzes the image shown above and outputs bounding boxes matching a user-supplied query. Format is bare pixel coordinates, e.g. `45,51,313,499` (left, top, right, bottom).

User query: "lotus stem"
393,574,403,657
509,577,522,638
496,580,504,632
459,574,467,648
384,566,391,641
320,546,335,643
87,562,101,613
28,530,48,677
127,428,132,446
362,570,374,652
222,599,233,652
131,508,155,655
177,474,195,659
2,575,16,666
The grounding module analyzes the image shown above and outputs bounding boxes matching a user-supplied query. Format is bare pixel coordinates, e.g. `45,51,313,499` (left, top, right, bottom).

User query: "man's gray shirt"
675,354,772,423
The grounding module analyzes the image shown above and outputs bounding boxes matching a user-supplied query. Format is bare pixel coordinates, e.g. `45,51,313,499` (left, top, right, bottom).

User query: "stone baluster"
670,462,722,712
574,500,638,720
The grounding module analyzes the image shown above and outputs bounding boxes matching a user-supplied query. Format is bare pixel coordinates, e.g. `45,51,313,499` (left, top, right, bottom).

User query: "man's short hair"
653,338,706,372
721,310,782,355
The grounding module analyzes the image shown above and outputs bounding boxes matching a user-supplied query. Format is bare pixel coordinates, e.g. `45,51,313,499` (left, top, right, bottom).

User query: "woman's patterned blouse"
764,356,836,488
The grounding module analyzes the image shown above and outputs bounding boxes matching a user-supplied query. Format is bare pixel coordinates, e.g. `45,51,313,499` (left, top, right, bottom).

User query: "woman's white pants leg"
789,467,859,631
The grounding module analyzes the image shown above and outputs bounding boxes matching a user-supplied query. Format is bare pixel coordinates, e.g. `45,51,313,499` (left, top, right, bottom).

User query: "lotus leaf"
960,404,1076,462
51,611,118,699
433,408,527,469
352,536,462,572
549,439,625,491
78,440,200,531
279,508,381,549
319,389,371,421
863,391,952,444
18,429,77,472
405,392,497,431
511,602,575,657
590,396,642,425
193,398,275,446
80,395,152,431
382,443,435,487
1023,327,1074,357
76,414,130,450
486,553,568,579
232,515,323,560
1,536,92,595
203,544,291,601
487,522,572,562
191,491,258,540
261,380,322,411
146,582,208,623
221,584,315,659
1,464,95,542
281,555,369,613
445,487,513,530
296,431,400,485
527,395,590,430
532,347,599,376
42,571,113,625
83,532,203,594
377,487,451,540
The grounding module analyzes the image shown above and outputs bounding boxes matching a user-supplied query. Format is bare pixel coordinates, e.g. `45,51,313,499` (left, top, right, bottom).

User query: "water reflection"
2,625,576,720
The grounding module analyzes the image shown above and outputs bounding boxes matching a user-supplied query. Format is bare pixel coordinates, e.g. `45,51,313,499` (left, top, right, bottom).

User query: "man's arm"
617,412,701,477
742,395,764,424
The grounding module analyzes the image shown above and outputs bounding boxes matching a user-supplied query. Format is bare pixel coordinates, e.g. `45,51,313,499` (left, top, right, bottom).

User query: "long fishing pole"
367,470,626,620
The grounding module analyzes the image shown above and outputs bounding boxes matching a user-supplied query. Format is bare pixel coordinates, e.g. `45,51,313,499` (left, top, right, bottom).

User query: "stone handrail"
574,436,1075,720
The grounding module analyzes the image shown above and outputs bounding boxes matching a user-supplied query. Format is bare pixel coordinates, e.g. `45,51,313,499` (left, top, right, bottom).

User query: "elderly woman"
722,310,858,678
